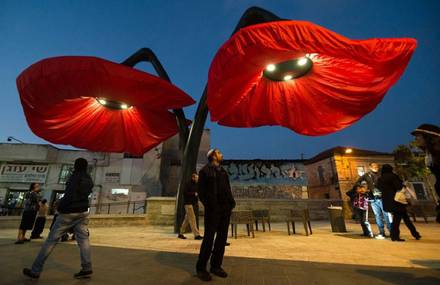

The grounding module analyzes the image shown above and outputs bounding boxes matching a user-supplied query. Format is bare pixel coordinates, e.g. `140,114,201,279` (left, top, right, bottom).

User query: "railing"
0,200,147,216
89,200,147,215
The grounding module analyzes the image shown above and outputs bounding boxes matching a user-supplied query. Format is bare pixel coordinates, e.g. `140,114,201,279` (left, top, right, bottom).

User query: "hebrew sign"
0,164,49,183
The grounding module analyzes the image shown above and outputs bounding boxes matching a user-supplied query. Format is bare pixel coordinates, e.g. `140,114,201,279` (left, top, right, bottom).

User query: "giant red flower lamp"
17,55,195,155
207,20,417,135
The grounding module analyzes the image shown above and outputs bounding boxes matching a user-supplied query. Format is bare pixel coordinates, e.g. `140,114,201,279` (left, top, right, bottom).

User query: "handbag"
394,188,408,205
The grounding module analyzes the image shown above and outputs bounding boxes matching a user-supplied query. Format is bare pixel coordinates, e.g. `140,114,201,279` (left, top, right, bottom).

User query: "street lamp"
7,136,25,144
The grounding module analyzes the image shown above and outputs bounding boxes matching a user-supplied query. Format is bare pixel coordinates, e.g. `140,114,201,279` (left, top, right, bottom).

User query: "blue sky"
1,0,439,159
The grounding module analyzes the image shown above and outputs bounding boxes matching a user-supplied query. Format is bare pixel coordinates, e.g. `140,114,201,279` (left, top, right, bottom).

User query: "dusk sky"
1,0,439,159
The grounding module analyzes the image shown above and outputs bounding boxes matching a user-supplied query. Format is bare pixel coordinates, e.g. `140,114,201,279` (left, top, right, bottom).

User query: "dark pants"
196,210,231,271
391,209,420,240
353,207,372,236
31,217,46,238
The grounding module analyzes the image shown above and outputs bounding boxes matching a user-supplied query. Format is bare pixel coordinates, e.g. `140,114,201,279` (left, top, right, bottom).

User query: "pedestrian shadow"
411,259,440,270
357,269,440,285
334,233,370,239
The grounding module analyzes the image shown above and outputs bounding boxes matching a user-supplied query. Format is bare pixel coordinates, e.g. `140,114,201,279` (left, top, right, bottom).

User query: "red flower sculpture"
207,20,417,135
17,56,195,155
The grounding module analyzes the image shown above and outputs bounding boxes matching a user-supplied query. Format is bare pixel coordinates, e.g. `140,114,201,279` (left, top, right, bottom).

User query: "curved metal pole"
174,7,283,232
121,48,189,149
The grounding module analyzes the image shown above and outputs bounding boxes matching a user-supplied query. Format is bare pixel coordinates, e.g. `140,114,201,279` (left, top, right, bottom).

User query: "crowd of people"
348,162,421,241
14,124,439,282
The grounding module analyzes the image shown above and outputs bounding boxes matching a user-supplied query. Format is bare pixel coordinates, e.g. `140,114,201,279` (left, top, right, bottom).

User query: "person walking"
411,124,440,223
196,149,236,282
178,173,203,240
15,183,41,244
378,164,421,242
30,199,49,239
353,182,373,238
355,163,392,239
23,158,94,279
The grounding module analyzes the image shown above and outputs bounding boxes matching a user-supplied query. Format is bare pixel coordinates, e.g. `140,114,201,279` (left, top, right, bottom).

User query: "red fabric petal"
17,56,195,154
207,20,416,135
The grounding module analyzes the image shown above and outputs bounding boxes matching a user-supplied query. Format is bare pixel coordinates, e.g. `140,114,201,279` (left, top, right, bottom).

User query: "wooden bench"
252,209,271,232
230,210,255,239
286,208,312,236
407,200,437,223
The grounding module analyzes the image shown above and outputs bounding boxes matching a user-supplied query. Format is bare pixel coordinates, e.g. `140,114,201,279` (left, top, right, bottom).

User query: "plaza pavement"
0,220,439,285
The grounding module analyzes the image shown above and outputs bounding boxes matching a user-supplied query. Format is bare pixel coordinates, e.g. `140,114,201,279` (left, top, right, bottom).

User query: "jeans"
31,212,91,274
369,198,392,235
354,207,372,236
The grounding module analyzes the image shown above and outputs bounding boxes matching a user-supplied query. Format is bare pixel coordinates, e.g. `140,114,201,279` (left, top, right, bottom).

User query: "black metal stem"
173,7,283,232
121,48,189,149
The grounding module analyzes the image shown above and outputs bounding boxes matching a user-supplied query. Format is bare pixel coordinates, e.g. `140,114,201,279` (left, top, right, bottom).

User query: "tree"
393,142,429,181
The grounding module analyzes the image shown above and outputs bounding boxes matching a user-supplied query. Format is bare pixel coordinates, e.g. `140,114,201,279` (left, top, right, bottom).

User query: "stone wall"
145,197,344,225
145,197,176,225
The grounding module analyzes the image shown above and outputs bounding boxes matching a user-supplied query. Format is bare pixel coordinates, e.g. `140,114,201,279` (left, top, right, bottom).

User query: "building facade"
304,146,434,217
0,130,210,214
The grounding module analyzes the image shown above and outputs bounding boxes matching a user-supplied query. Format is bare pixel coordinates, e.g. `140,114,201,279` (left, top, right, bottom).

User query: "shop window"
58,164,93,184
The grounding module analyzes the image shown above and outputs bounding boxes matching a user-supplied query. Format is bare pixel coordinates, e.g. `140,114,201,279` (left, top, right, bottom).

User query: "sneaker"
177,234,187,239
375,234,385,240
14,240,25,244
23,268,40,279
225,242,230,246
74,270,93,279
196,270,212,281
23,238,31,242
195,235,203,240
415,234,422,240
210,267,228,278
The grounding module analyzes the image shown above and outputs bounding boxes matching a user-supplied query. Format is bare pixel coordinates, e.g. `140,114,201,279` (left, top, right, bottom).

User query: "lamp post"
7,136,25,144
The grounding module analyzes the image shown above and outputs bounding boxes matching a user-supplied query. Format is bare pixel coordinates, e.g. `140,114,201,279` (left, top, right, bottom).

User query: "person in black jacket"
15,183,41,244
178,173,203,240
377,164,421,242
412,123,440,223
23,158,94,279
196,149,236,282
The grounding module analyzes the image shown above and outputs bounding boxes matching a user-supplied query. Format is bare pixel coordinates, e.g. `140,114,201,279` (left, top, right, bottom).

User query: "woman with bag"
378,164,421,242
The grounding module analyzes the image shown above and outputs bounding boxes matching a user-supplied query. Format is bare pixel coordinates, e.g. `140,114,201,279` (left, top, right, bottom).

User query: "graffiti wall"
222,160,308,199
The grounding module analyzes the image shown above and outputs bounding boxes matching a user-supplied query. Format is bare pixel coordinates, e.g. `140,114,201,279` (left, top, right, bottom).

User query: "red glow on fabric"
207,21,417,135
17,56,195,155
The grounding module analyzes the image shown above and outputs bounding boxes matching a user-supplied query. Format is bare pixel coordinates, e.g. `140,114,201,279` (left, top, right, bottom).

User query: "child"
353,182,373,237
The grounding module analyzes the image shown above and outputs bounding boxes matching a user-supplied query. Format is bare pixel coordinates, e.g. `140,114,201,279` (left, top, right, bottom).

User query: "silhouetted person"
15,183,41,244
196,149,236,281
23,158,94,279
378,164,421,242
178,173,203,240
31,199,48,239
412,124,440,223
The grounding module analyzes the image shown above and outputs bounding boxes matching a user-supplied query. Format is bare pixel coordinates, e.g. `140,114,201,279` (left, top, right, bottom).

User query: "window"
410,182,427,200
356,166,365,177
58,164,93,184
